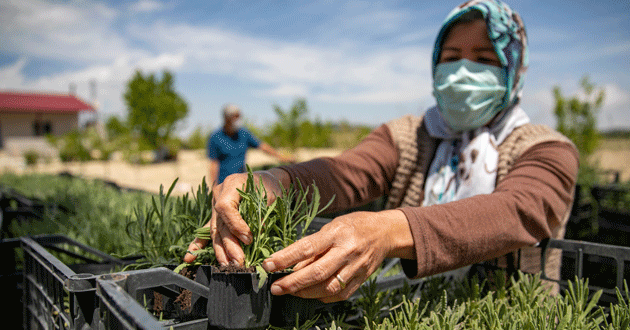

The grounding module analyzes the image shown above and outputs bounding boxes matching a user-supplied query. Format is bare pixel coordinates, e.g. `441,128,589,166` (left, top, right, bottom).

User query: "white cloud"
527,26,574,45
530,40,630,65
136,21,433,103
520,86,556,127
307,1,413,43
318,88,421,103
263,84,309,97
0,51,189,119
247,45,432,103
599,83,630,131
603,83,630,108
396,28,438,44
0,59,27,89
342,8,409,36
1,6,436,127
4,0,625,132
0,0,127,62
93,3,118,20
130,0,164,13
599,41,630,58
0,59,126,114
136,53,186,72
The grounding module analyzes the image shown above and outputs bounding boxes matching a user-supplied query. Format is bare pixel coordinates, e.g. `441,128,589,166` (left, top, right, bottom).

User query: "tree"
184,126,209,150
269,98,309,150
299,117,333,148
554,76,606,239
553,75,605,162
262,98,337,149
105,115,129,140
123,70,188,150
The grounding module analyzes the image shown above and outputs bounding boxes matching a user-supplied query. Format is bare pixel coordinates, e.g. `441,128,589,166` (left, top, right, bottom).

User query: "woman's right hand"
182,169,289,265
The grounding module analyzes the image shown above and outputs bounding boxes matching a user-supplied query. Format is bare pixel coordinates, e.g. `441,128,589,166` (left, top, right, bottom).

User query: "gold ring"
336,274,346,290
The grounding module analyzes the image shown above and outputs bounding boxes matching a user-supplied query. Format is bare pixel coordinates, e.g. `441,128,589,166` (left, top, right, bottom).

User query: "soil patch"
174,290,192,312
174,266,197,313
153,291,163,315
216,263,256,273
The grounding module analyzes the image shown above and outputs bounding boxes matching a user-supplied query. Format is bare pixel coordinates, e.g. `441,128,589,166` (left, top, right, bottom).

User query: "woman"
184,0,578,302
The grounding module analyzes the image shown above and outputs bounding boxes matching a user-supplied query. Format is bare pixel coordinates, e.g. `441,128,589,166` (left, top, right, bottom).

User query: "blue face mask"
433,59,507,132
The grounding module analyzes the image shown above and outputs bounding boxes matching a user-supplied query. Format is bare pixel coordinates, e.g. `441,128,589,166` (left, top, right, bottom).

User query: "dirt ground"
5,148,343,194
2,146,629,195
589,149,630,182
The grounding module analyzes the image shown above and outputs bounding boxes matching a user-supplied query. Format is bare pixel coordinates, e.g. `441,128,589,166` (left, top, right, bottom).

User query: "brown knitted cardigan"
384,115,575,290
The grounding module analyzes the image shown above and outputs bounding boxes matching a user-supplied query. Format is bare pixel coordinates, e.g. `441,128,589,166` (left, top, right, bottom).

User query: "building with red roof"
0,91,95,154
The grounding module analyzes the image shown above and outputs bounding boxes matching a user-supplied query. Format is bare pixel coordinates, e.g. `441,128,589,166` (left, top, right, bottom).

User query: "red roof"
0,91,95,113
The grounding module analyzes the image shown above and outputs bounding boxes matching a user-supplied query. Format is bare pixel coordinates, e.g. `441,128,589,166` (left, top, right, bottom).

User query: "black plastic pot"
268,272,351,329
190,265,212,317
267,272,324,328
207,267,272,330
270,294,328,328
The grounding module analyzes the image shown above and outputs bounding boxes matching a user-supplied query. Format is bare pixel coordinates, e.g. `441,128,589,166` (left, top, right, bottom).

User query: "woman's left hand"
261,209,415,303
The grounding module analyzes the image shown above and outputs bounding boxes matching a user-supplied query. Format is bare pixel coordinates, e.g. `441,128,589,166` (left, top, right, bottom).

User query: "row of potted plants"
6,172,630,329
121,167,630,329
123,167,336,329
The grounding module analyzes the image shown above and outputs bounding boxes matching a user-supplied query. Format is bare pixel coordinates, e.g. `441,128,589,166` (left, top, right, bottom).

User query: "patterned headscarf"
431,0,529,110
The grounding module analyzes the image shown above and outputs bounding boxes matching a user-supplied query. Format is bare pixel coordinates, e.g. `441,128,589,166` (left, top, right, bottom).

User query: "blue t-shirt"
207,128,261,184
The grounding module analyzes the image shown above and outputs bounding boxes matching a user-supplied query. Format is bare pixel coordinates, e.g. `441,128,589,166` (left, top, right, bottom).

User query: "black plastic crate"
567,183,630,247
95,267,209,330
94,266,353,330
540,238,630,305
349,238,630,307
0,186,48,240
20,235,135,330
88,237,630,329
0,237,26,329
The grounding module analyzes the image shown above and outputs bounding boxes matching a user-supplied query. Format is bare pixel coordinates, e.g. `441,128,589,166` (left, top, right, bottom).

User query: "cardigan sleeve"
277,124,399,214
398,140,579,278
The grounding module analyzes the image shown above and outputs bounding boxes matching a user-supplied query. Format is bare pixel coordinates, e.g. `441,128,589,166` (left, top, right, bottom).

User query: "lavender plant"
125,177,214,270
271,177,332,249
359,272,623,330
602,281,630,329
236,166,334,287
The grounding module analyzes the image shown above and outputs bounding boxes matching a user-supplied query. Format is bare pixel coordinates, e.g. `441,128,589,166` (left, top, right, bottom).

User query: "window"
33,120,52,136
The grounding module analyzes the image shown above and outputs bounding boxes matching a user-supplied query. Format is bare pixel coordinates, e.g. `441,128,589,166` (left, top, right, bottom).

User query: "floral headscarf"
431,0,529,110
423,0,531,207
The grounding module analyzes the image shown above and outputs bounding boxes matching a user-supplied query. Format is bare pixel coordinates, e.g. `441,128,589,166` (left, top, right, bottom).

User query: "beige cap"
222,103,241,117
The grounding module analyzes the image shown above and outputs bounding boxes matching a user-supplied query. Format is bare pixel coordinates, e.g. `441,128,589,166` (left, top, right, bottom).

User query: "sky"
1,0,629,137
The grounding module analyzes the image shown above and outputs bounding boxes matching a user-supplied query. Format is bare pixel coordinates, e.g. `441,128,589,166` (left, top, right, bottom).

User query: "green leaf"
260,247,271,258
256,265,268,291
173,263,189,274
194,226,212,240
168,245,184,253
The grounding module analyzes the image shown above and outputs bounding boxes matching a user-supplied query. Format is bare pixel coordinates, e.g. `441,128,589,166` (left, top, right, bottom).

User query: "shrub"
23,150,39,166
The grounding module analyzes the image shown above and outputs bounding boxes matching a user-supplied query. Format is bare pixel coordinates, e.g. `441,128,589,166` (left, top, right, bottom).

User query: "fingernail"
239,235,252,245
270,284,282,295
262,260,275,272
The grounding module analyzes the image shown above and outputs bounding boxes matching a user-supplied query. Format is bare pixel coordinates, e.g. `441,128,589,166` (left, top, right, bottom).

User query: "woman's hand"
262,209,415,303
183,169,289,265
